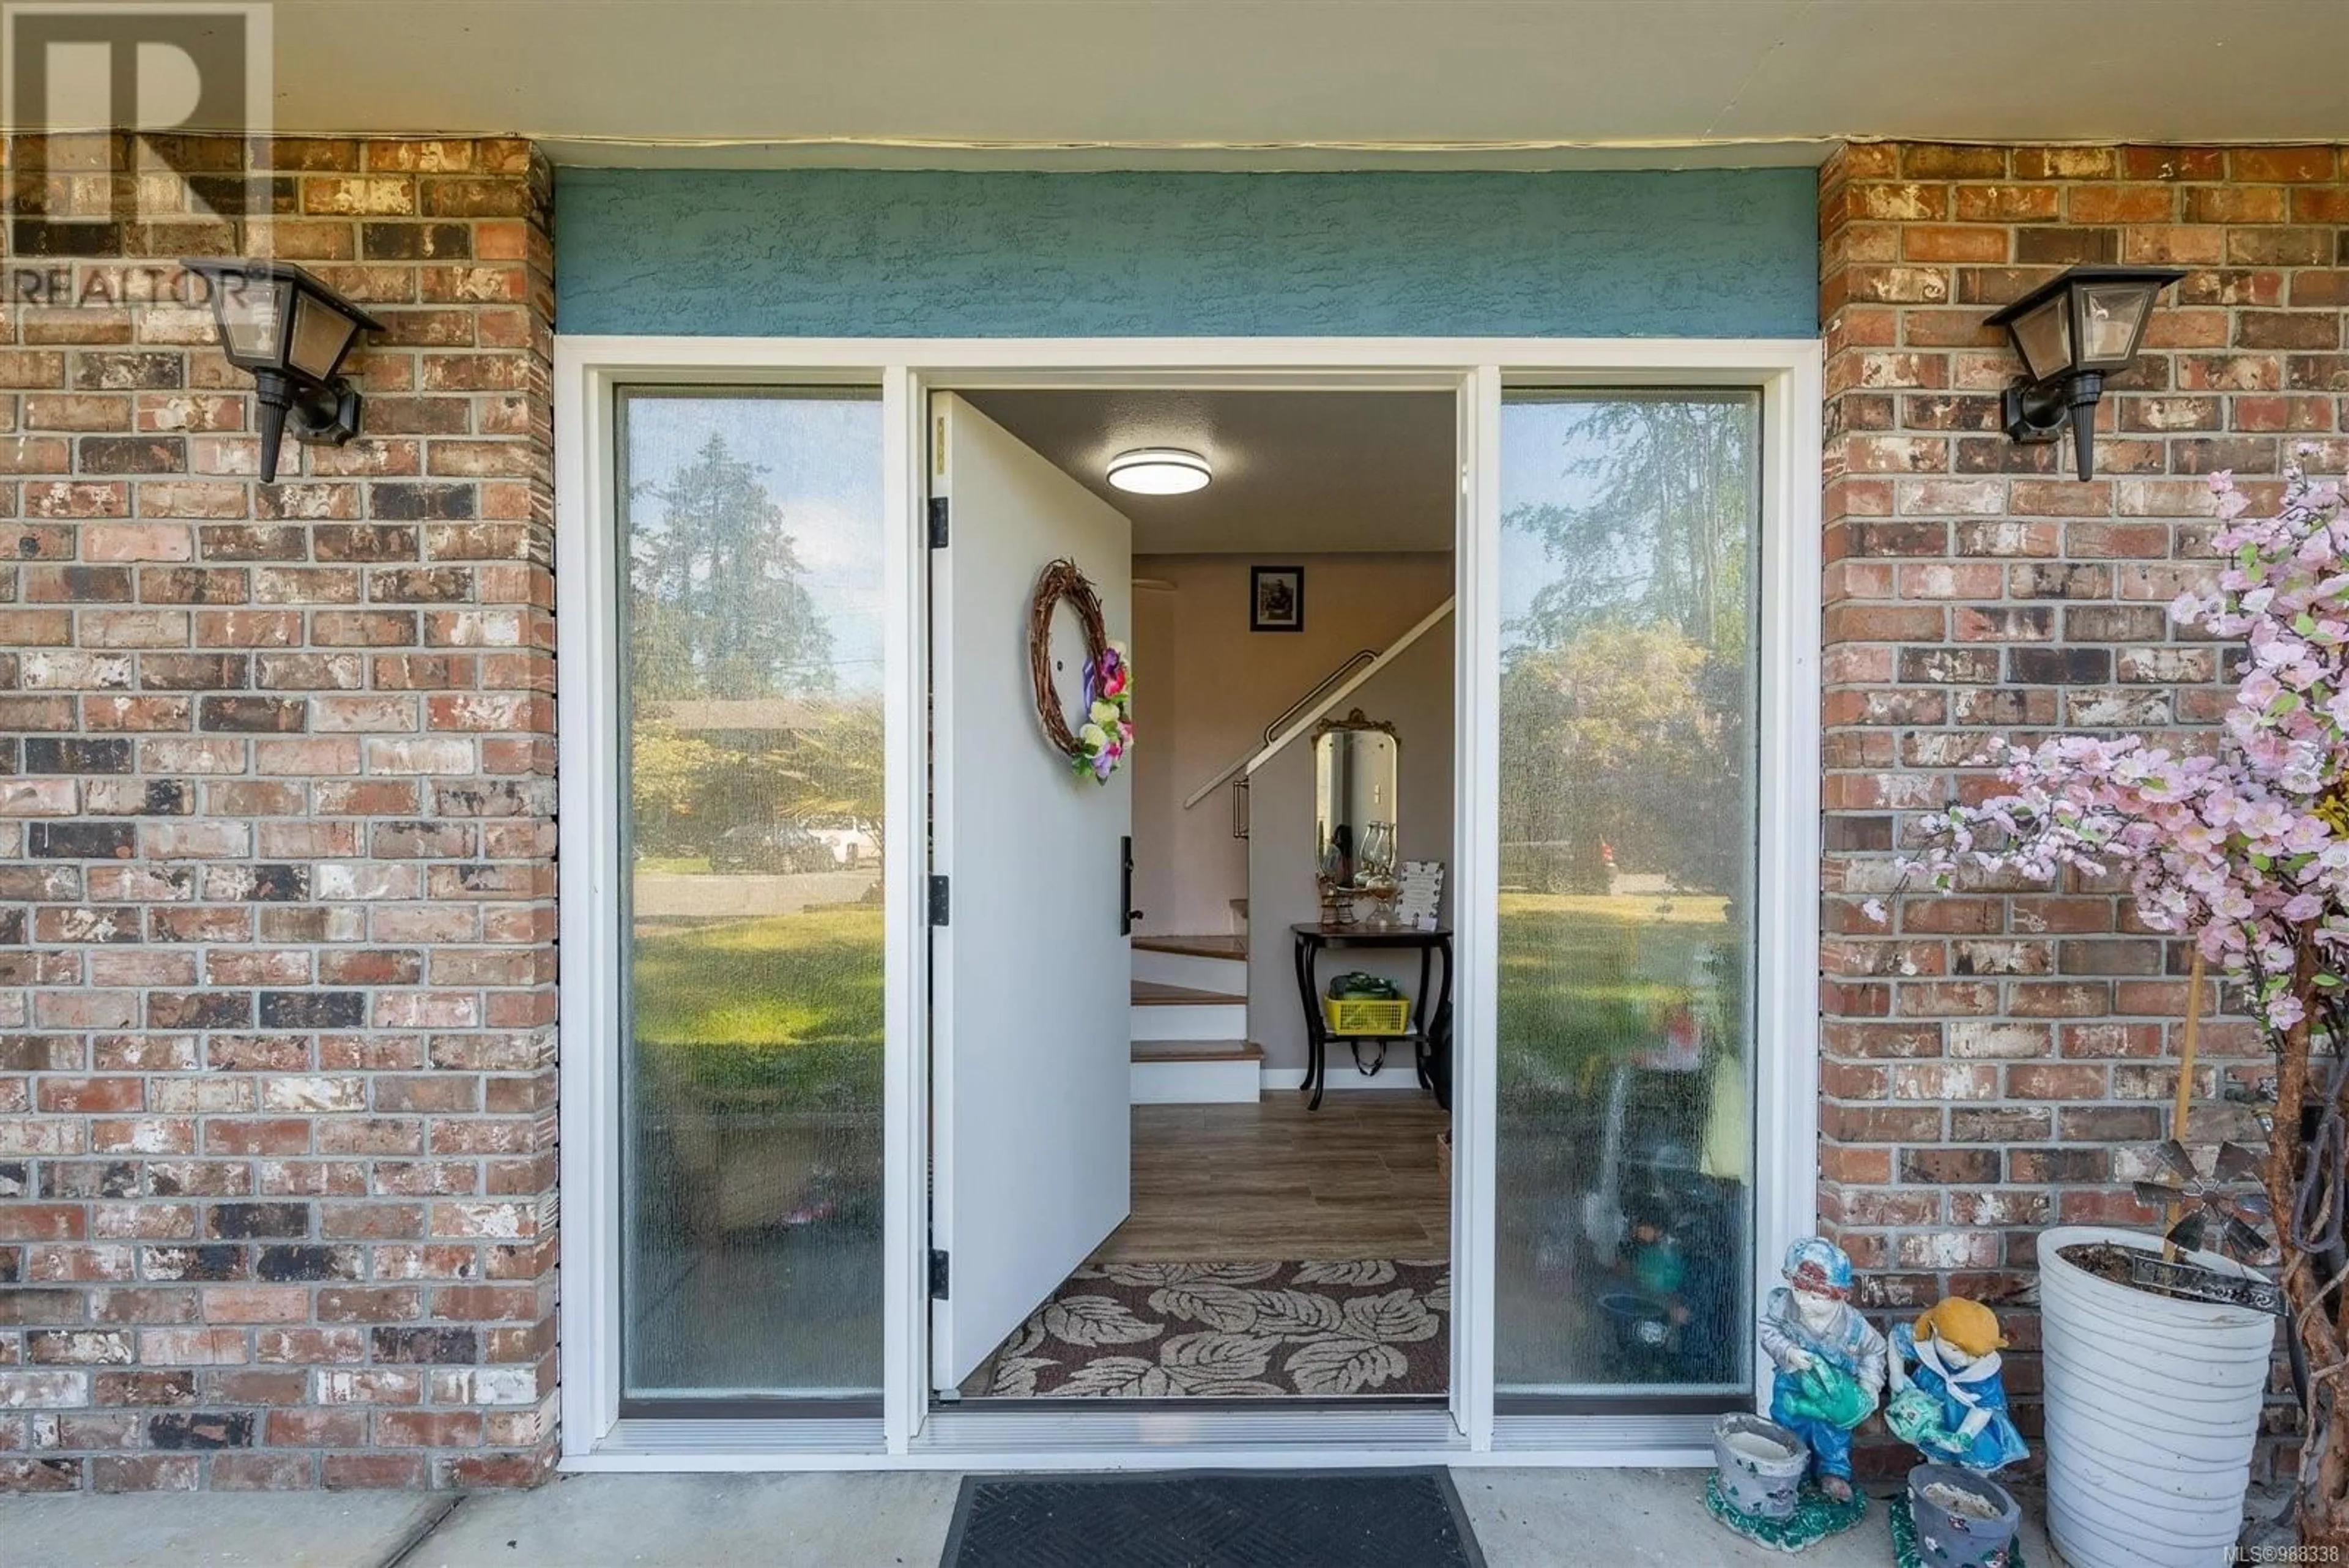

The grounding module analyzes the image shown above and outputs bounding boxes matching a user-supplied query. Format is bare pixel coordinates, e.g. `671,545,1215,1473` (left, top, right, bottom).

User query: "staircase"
1130,936,1260,1104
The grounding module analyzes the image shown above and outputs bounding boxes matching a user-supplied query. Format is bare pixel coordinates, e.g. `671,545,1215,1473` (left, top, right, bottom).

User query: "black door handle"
1122,836,1142,935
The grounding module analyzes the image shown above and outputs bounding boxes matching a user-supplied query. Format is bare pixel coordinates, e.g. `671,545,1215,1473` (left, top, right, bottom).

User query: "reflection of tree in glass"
772,707,886,863
1499,623,1740,894
1506,397,1754,655
629,706,884,860
631,720,725,856
630,433,836,700
1499,398,1755,897
623,431,882,856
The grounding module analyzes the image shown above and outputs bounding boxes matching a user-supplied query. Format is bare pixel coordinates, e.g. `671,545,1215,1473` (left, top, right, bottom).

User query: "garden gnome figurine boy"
1887,1296,2028,1474
1759,1237,1887,1502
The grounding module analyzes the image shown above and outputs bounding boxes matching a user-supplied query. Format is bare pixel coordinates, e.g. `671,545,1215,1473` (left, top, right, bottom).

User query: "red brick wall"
0,135,557,1491
1820,142,2349,1469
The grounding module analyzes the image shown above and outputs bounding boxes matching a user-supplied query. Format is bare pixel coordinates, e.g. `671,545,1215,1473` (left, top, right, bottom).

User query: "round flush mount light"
1107,447,1212,496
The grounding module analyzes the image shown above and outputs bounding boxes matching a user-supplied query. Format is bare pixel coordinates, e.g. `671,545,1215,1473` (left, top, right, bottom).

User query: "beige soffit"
77,1,2349,169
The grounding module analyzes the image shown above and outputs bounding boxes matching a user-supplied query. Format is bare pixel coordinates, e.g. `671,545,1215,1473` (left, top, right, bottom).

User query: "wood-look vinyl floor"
1088,1091,1452,1265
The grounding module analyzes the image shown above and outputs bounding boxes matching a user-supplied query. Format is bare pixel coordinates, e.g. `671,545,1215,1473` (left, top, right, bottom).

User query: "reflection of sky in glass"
1499,395,1756,651
625,393,885,693
1499,402,1604,634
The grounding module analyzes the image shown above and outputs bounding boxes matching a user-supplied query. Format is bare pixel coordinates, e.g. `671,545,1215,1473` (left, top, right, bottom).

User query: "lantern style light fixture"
1986,264,2185,481
1107,447,1212,496
182,259,383,484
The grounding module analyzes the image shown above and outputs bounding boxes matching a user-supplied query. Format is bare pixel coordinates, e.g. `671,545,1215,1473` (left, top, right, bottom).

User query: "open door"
930,393,1134,1391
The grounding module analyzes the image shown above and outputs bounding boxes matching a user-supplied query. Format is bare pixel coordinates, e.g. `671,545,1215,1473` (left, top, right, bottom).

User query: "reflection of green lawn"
631,894,1728,1114
1496,891,1743,1388
633,906,883,1110
636,855,713,875
1497,890,1731,1094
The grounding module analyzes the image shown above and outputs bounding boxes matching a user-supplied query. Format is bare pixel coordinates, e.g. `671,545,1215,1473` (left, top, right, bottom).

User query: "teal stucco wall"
555,169,1819,339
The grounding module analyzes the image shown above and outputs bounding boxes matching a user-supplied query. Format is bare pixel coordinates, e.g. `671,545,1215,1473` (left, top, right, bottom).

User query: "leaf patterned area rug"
962,1260,1450,1399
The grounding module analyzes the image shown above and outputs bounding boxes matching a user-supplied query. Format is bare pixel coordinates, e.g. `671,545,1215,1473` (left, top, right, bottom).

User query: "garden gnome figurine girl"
1759,1237,1887,1502
1887,1296,2028,1474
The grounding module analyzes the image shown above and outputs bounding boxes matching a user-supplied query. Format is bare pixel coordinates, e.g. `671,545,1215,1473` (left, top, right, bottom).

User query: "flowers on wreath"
1869,457,2349,1033
1074,641,1134,783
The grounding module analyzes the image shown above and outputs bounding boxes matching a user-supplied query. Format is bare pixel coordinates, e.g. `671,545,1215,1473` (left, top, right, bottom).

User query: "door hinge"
929,874,950,927
929,1248,951,1299
928,496,949,548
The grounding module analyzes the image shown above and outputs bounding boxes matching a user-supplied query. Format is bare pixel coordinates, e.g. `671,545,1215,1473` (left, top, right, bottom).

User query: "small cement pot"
1711,1413,1807,1522
1906,1464,2021,1568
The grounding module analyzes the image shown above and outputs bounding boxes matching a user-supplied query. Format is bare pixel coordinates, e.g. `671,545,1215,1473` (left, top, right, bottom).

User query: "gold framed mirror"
1312,708,1400,905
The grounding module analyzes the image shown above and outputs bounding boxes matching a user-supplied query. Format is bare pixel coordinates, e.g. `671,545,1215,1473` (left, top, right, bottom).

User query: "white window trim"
554,335,1823,1471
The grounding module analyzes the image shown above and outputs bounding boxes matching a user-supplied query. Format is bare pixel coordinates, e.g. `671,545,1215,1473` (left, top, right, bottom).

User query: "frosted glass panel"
1494,393,1760,1397
618,390,885,1401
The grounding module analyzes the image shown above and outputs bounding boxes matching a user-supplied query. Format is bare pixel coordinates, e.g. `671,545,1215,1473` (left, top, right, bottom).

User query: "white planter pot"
2038,1225,2277,1568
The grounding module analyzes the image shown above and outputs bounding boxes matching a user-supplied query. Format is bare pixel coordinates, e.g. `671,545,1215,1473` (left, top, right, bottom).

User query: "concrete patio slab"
1454,1468,2060,1567
2,1490,451,1568
409,1471,962,1568
1,1466,2065,1568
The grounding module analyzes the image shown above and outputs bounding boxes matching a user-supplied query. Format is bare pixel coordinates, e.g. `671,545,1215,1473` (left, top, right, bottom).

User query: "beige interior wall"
1127,552,1455,940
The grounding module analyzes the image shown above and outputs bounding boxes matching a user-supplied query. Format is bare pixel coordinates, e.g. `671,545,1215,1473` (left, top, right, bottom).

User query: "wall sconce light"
182,260,383,484
1986,264,2185,481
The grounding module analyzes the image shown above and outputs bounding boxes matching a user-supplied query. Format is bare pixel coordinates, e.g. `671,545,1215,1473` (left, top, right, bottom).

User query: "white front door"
929,393,1135,1391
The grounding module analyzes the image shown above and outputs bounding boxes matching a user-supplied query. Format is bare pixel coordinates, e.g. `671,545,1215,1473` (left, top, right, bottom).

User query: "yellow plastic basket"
1323,995,1411,1036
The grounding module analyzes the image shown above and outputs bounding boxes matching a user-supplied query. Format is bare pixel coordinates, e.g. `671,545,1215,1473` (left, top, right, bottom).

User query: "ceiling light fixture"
1107,448,1212,496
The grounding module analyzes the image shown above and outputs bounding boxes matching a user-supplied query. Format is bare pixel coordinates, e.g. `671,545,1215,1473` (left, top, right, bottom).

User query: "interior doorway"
927,388,1461,1402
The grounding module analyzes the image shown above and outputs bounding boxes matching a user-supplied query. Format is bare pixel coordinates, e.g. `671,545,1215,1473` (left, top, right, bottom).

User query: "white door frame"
553,335,1823,1471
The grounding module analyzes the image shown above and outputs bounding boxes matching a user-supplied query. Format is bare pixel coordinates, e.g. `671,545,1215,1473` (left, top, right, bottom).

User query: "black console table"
1290,922,1453,1111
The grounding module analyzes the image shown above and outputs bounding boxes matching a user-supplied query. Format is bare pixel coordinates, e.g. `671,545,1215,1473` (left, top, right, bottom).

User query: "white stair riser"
1129,1001,1247,1041
1130,949,1249,992
1131,1057,1260,1104
1258,1067,1423,1094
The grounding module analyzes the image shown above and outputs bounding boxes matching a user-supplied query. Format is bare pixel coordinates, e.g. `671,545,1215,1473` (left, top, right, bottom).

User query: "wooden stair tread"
1132,1039,1265,1063
1132,933,1249,961
1132,979,1245,1006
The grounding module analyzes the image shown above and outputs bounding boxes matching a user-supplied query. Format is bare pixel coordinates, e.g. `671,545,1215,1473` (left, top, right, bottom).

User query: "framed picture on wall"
1251,565,1305,633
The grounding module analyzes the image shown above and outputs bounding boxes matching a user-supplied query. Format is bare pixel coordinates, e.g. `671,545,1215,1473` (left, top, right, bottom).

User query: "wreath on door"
1028,558,1132,784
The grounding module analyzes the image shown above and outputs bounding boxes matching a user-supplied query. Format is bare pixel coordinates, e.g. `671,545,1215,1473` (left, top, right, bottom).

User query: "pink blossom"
1898,464,2349,1035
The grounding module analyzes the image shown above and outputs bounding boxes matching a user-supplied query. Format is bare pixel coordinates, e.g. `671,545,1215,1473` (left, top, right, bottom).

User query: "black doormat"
941,1468,1486,1568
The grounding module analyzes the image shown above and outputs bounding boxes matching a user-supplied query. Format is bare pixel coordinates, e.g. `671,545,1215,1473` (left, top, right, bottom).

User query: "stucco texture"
555,169,1819,338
